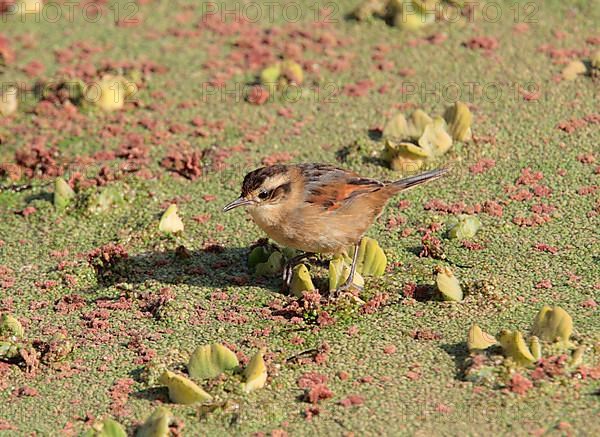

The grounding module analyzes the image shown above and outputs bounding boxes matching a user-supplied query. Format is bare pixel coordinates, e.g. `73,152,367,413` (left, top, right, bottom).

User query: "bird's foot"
330,281,365,304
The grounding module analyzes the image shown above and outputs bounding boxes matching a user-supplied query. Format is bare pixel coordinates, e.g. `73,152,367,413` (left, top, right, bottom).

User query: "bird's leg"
338,240,362,292
282,252,315,290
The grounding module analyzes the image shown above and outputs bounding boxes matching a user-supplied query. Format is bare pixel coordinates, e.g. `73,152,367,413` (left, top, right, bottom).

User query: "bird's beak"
223,197,252,212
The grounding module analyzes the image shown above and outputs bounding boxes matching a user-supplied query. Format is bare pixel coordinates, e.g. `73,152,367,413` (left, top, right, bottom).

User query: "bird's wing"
299,164,384,211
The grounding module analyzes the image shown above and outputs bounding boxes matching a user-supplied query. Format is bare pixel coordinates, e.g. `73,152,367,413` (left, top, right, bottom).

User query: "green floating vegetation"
591,50,600,74
88,186,126,214
83,418,126,437
569,346,585,368
255,251,284,277
529,336,542,361
188,343,239,380
0,86,18,116
435,266,463,301
443,101,473,142
353,0,438,31
329,257,365,291
243,348,268,393
54,178,76,210
561,60,587,81
87,75,135,112
0,314,24,338
447,214,482,240
497,329,536,367
353,237,388,276
467,324,496,352
289,264,316,298
531,305,573,345
248,246,272,269
159,370,212,405
381,102,472,172
418,116,453,157
382,140,430,171
158,204,184,234
136,407,175,437
260,60,304,87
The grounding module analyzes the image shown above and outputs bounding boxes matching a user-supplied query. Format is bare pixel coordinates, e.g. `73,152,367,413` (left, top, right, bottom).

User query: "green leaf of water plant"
497,329,536,367
467,324,496,351
188,343,239,380
447,214,482,239
243,348,267,393
159,370,212,404
159,204,184,233
83,418,126,437
0,314,24,338
435,266,463,301
255,251,284,276
418,116,453,157
54,178,75,210
352,237,387,276
531,305,573,345
329,257,365,291
136,407,174,437
289,264,315,297
382,140,429,172
443,101,473,141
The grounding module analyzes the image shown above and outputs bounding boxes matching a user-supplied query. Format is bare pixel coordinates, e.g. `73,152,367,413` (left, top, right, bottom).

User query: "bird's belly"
248,207,364,254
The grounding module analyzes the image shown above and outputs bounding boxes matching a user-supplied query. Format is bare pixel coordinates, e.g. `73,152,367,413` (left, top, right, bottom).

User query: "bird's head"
223,165,292,212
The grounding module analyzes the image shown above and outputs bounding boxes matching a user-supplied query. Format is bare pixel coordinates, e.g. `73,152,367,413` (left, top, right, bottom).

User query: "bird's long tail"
387,167,449,193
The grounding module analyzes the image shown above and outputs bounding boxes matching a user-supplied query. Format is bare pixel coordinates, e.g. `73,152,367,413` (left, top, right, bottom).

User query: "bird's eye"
258,190,269,200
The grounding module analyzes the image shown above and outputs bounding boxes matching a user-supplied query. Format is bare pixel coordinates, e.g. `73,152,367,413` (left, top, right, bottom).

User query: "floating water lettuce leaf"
390,0,435,30
248,246,272,269
260,61,303,86
0,86,18,116
88,186,126,214
159,370,212,404
282,247,299,260
352,237,387,276
54,178,76,210
136,407,174,437
383,113,410,140
281,60,303,85
188,343,239,380
0,314,24,338
435,266,463,301
159,204,184,233
447,214,482,239
0,340,20,359
90,76,126,112
329,257,365,291
443,101,472,142
529,336,542,361
467,324,496,351
243,348,267,393
561,60,587,81
409,109,433,137
289,264,315,298
83,418,126,437
568,345,585,368
591,50,600,70
260,64,281,84
382,140,430,172
497,329,536,366
530,305,573,344
352,0,388,20
255,251,284,277
418,116,453,157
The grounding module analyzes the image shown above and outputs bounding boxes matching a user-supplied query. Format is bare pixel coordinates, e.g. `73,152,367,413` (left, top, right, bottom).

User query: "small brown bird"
223,164,448,291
